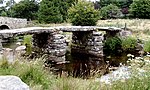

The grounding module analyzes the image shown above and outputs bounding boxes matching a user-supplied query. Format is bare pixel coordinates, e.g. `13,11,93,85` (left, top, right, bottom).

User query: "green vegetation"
129,0,150,19
11,0,39,20
99,0,133,8
121,36,137,51
38,0,76,23
104,36,122,55
68,0,99,26
100,4,121,19
0,58,51,90
38,0,63,23
144,40,150,52
0,55,150,90
104,36,139,55
23,35,32,54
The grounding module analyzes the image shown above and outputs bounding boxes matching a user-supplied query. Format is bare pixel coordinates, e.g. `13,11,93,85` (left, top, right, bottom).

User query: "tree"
129,0,150,19
38,0,76,23
1,11,7,16
100,4,121,19
55,0,77,22
38,0,63,23
0,6,7,16
68,0,99,26
99,0,133,17
11,0,39,20
99,0,133,8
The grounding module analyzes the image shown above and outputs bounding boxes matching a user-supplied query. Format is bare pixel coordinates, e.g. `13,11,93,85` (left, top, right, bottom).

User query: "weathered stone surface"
0,39,2,50
32,31,67,62
71,31,104,57
48,56,65,62
0,17,27,29
0,76,29,90
0,26,122,36
119,30,132,37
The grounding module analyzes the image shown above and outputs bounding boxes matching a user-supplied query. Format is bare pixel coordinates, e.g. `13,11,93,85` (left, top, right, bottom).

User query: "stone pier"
32,31,67,62
71,31,103,58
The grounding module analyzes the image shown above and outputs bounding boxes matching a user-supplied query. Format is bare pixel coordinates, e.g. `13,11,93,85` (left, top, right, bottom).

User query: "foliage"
68,0,99,26
99,0,133,8
100,4,122,19
23,35,32,54
144,40,150,52
38,0,76,23
11,0,39,20
121,36,137,51
0,7,7,16
129,0,150,19
104,36,122,55
38,0,63,23
57,0,77,22
0,11,7,16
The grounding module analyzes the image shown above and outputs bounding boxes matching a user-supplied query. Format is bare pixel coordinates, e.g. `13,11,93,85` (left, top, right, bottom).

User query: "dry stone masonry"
0,26,122,62
71,31,104,58
0,17,27,29
33,31,66,62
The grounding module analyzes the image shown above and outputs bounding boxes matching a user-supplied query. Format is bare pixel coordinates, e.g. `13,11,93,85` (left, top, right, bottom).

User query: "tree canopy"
100,4,121,19
11,0,39,20
38,0,76,23
68,0,99,26
129,0,150,19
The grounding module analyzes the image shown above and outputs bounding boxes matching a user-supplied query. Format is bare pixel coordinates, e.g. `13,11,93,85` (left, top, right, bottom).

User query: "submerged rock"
0,76,29,90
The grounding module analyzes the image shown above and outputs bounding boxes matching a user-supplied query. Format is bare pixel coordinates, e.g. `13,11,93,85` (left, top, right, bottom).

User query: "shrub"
68,0,99,26
144,40,150,52
129,0,150,19
104,36,122,55
100,4,122,19
121,36,137,51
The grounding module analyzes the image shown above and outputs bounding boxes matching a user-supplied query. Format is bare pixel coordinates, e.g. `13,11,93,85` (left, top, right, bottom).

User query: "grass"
144,40,150,52
121,36,137,51
0,58,52,90
1,56,150,90
97,19,150,48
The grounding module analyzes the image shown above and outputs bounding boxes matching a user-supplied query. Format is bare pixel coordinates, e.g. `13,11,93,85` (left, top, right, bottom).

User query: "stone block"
94,42,103,46
48,55,65,62
0,76,29,90
93,32,102,36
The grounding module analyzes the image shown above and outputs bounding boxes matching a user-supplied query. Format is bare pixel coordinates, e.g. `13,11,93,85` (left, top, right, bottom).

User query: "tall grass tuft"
121,36,137,51
0,58,52,90
144,40,150,52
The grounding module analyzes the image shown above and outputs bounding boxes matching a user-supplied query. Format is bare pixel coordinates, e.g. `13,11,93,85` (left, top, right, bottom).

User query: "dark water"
47,51,130,78
48,52,108,78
